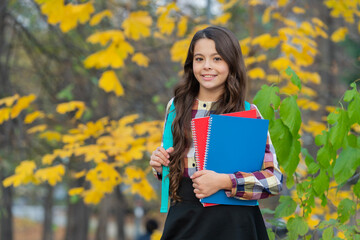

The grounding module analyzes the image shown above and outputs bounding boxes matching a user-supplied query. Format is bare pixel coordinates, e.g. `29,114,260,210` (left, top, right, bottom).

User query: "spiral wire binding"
204,116,213,170
191,120,200,170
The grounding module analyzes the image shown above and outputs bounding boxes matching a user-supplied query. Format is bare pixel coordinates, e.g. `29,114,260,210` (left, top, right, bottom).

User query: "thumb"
191,170,206,179
166,147,174,153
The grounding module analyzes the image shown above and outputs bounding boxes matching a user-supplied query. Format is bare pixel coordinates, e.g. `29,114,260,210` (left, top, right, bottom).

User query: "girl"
150,26,283,240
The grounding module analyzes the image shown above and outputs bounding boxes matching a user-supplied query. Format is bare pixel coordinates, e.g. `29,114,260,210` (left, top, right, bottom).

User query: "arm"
225,104,283,200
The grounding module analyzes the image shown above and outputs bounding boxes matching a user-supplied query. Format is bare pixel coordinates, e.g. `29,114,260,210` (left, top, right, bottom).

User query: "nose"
203,59,212,70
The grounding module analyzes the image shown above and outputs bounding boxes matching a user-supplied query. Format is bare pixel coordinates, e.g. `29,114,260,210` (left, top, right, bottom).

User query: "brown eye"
214,57,222,61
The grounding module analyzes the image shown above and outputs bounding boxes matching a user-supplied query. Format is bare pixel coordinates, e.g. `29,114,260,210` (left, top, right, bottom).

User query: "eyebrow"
194,53,220,57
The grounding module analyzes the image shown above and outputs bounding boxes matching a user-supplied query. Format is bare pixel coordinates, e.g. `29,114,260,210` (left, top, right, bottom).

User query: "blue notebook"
201,114,269,206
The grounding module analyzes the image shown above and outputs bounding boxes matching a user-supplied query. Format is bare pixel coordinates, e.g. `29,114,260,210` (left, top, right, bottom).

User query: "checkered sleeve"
225,104,283,200
152,98,174,180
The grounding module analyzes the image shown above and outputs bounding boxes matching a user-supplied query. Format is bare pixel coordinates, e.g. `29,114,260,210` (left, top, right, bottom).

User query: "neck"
197,89,223,102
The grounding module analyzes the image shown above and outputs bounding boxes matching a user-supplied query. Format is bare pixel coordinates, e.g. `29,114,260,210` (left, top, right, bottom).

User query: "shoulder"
165,97,175,112
249,103,264,119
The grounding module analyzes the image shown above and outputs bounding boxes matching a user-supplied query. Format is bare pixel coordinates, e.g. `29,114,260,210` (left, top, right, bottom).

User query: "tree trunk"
0,166,13,240
114,187,127,240
95,195,110,240
42,184,54,240
65,197,90,240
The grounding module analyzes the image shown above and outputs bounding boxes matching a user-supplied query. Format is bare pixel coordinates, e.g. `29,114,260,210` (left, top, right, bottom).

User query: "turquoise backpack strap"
160,100,176,213
245,101,250,111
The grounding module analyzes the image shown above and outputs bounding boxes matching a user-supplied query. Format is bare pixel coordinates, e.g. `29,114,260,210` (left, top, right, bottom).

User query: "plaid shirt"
157,98,283,200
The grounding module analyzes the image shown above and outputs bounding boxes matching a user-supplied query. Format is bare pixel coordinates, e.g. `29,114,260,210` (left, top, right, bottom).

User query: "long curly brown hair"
169,26,248,202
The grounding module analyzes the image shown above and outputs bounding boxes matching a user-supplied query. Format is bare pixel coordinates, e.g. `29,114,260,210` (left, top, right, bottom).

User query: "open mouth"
201,74,217,79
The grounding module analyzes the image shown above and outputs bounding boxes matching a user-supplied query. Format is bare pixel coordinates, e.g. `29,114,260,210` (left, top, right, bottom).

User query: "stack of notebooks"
190,109,269,206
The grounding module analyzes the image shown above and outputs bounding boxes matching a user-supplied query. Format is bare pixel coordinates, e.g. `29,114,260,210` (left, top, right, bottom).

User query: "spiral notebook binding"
191,120,201,170
204,116,213,170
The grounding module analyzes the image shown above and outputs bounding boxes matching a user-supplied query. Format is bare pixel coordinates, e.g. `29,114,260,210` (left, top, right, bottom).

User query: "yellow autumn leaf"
262,6,273,24
3,160,38,187
252,34,280,49
24,111,45,124
87,30,125,46
239,38,251,56
157,15,175,35
302,120,326,137
278,0,288,7
40,131,62,142
280,82,299,95
59,2,95,32
151,230,162,240
171,38,191,64
27,124,47,134
292,6,305,14
128,179,156,201
221,0,238,10
131,52,150,67
248,67,266,79
266,74,280,83
249,0,263,6
177,16,188,37
98,70,124,96
269,57,293,72
358,22,360,34
35,165,65,186
351,123,360,133
11,94,36,119
38,0,65,25
84,147,107,163
56,101,85,119
118,114,139,128
299,22,316,37
90,10,112,26
0,108,11,124
69,187,84,196
0,94,19,107
84,42,134,69
331,27,348,42
312,17,327,28
83,190,104,204
125,167,145,180
297,98,320,111
210,13,231,25
122,11,152,40
73,170,86,179
42,154,57,165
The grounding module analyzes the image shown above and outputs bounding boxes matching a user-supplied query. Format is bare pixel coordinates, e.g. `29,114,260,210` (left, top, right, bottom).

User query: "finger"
149,159,162,168
166,147,174,154
190,170,206,179
158,147,170,159
152,155,169,167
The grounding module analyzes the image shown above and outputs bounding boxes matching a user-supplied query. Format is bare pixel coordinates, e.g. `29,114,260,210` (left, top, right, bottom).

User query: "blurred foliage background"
0,0,360,239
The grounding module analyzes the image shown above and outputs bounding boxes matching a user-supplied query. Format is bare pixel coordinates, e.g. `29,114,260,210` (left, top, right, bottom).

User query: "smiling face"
192,38,230,102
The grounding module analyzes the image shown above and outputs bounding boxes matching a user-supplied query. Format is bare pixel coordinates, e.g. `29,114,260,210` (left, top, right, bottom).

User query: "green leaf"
327,110,340,125
329,109,350,150
337,198,356,223
267,228,275,240
353,179,360,198
315,131,328,146
261,208,275,215
279,96,301,136
287,215,309,237
333,147,360,184
285,66,302,90
348,94,360,124
316,146,331,169
322,227,334,240
343,134,357,149
308,162,320,174
274,196,297,218
343,82,357,102
313,169,329,195
56,84,74,101
269,119,292,166
270,119,300,176
318,219,338,229
253,85,280,120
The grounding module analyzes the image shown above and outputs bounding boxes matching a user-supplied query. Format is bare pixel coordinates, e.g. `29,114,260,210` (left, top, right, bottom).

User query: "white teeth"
203,75,215,77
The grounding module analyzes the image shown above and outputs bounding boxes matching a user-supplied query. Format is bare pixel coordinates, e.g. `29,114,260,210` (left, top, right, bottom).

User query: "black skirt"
161,177,269,240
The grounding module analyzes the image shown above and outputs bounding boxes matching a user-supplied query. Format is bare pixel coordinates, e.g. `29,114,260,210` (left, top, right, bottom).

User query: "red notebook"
190,109,257,207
